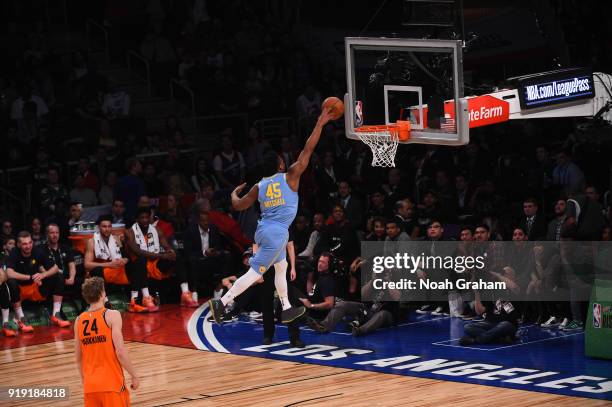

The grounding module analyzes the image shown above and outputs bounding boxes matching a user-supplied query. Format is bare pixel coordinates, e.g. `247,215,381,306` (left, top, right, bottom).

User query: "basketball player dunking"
75,277,139,406
209,108,335,324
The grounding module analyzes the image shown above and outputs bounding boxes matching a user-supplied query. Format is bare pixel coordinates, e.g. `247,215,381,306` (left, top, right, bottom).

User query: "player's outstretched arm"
231,183,259,211
286,108,335,191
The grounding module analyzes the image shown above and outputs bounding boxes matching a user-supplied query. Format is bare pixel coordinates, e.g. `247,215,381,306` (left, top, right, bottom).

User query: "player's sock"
213,289,223,300
192,291,198,302
273,259,291,311
220,268,261,306
2,309,9,324
52,301,61,315
180,283,189,293
141,287,150,298
15,306,25,320
131,291,139,300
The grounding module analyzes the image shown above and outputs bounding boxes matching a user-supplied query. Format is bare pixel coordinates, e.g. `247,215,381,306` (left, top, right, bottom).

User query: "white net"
355,129,399,167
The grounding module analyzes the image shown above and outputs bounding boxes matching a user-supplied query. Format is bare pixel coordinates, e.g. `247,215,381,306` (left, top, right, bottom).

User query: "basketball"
322,96,344,120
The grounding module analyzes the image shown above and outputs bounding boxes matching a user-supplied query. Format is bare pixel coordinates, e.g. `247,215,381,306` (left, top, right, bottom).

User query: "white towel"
131,223,161,253
93,232,122,261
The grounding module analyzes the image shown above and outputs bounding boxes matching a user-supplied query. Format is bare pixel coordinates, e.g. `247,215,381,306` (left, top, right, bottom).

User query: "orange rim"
355,122,411,141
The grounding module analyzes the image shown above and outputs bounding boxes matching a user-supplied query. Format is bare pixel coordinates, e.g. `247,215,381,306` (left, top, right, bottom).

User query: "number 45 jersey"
257,172,298,230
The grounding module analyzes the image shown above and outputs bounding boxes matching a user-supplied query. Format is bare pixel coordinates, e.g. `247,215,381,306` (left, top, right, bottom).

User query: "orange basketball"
322,96,344,120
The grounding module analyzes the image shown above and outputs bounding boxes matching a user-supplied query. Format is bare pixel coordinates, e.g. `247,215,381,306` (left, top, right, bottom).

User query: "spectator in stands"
298,213,324,262
1,220,13,243
115,158,146,221
10,85,49,121
35,224,81,308
143,162,164,198
553,149,585,195
110,199,127,225
125,207,180,312
30,217,46,246
70,175,98,207
547,198,567,241
383,169,410,208
183,210,228,303
296,84,321,121
213,135,246,190
527,146,555,191
102,80,131,120
39,167,70,219
1,237,16,261
159,194,187,237
519,198,547,241
455,174,474,221
245,127,270,178
316,150,342,202
78,157,100,192
417,190,443,231
337,180,364,231
365,217,387,241
99,170,118,205
68,202,83,228
394,199,419,239
159,149,191,197
5,231,71,334
585,185,601,204
300,253,336,319
366,188,388,220
190,157,218,193
84,216,136,310
315,204,359,268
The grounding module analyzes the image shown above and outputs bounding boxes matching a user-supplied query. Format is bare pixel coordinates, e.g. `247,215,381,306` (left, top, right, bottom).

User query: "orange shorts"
19,283,46,302
84,390,130,407
146,259,171,281
103,267,129,285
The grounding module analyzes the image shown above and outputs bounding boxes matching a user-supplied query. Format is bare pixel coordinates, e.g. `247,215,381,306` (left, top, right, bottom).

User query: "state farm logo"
455,95,510,128
410,95,509,130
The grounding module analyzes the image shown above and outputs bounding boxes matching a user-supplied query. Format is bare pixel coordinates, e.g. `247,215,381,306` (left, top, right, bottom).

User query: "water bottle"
155,291,161,307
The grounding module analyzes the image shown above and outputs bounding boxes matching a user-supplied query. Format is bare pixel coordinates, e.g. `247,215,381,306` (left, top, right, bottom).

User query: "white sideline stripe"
203,309,230,353
187,303,209,351
432,331,583,351
398,316,452,326
234,320,353,336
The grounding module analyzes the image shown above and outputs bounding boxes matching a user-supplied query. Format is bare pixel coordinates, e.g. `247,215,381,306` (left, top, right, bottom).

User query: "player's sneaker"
560,320,583,331
281,306,306,324
416,305,432,314
142,296,159,312
2,321,17,337
208,299,226,324
558,317,569,330
50,313,71,328
290,339,306,348
17,318,34,333
349,320,361,337
128,299,147,313
431,306,446,316
540,316,559,329
180,292,199,308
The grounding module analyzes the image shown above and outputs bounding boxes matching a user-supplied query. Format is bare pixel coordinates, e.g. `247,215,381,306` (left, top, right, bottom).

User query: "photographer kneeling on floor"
306,257,401,336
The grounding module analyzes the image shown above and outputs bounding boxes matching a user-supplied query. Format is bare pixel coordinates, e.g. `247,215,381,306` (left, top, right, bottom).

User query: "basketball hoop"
355,121,410,167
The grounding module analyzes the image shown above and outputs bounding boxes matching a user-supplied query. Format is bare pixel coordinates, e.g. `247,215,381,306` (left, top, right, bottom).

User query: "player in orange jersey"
75,277,139,406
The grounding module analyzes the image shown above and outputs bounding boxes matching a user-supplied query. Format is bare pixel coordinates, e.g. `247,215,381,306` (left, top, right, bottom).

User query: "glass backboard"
345,37,469,145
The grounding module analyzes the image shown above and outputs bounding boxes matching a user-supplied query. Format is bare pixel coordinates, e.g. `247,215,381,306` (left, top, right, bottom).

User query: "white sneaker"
192,291,198,302
249,311,262,319
430,306,445,316
416,305,432,314
558,317,569,329
541,316,558,328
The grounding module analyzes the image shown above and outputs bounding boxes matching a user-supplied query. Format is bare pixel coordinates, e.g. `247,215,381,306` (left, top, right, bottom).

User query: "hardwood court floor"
2,340,610,407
